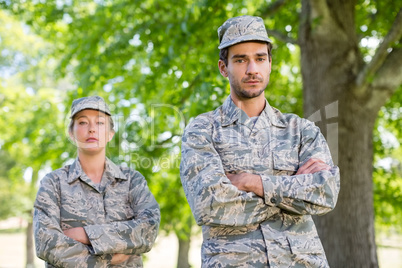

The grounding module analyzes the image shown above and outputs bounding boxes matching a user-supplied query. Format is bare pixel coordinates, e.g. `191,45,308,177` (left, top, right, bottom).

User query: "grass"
0,227,25,234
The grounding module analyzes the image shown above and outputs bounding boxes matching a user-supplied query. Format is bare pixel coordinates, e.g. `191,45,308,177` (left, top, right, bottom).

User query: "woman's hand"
63,227,90,245
111,254,130,265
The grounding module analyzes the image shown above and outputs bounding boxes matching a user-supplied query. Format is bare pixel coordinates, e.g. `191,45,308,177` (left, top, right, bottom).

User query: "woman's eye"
79,121,87,125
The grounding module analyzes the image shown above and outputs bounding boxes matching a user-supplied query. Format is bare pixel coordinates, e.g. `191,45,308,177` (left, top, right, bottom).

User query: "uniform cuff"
260,175,282,206
87,253,112,267
84,225,105,255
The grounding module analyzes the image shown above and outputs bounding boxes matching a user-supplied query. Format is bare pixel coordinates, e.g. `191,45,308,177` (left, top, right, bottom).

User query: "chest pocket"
273,149,299,176
103,183,134,221
215,145,253,173
214,132,252,172
59,188,88,229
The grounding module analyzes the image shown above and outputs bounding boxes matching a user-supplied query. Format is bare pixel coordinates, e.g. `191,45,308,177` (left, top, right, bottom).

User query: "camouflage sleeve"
84,171,160,255
180,116,277,227
33,174,112,267
261,119,340,215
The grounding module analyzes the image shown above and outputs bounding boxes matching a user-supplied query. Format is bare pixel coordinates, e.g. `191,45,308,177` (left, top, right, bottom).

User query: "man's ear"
218,60,228,78
269,58,272,74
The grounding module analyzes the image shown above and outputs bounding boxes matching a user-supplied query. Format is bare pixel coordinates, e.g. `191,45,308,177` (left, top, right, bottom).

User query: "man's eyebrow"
231,54,248,59
231,52,268,59
256,52,268,57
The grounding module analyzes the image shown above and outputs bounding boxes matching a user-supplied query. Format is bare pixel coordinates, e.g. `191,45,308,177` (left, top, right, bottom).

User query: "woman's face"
69,109,114,154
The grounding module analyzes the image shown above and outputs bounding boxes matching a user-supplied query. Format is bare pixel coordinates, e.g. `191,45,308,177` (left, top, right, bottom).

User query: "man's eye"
257,58,265,61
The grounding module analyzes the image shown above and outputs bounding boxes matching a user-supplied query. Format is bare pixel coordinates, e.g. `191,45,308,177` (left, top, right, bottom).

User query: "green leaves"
374,87,402,231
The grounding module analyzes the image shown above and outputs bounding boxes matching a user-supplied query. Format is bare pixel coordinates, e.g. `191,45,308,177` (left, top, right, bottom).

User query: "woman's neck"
78,151,106,183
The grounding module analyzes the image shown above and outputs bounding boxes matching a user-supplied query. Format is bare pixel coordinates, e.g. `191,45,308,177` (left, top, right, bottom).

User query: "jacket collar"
67,157,126,184
221,96,287,128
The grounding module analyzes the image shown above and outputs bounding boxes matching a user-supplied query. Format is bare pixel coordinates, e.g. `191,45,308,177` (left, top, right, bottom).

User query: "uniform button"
270,197,277,204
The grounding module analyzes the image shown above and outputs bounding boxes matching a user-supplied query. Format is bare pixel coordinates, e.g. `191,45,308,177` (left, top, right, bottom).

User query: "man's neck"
230,93,266,118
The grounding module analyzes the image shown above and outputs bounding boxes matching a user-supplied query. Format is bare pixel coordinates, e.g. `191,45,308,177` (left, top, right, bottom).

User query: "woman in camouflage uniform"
33,96,160,267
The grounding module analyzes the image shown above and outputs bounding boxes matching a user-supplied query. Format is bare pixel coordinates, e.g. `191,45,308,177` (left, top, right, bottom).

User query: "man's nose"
246,60,258,75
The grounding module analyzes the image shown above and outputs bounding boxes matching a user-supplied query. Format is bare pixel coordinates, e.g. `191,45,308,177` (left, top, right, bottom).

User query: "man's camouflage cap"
218,15,272,49
70,96,111,118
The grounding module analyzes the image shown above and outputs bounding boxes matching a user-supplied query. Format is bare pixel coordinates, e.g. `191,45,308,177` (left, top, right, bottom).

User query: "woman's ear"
218,60,228,78
108,131,115,142
68,130,76,143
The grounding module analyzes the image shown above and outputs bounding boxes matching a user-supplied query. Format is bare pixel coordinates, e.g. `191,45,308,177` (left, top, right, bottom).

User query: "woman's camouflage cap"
70,96,111,118
218,15,272,49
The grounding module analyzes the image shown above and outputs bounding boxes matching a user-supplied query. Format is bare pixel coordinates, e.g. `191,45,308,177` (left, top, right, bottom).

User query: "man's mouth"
243,76,263,84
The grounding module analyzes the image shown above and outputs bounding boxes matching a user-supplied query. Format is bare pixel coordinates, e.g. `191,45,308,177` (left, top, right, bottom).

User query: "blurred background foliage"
0,0,401,266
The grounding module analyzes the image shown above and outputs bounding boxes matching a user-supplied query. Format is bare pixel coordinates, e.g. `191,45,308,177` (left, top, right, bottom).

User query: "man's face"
219,42,271,100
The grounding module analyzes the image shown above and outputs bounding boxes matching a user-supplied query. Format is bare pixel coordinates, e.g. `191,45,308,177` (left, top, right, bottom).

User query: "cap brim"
218,35,273,49
70,107,111,118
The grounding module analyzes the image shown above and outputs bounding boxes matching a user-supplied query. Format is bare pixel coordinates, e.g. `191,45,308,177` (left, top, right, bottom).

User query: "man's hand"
111,254,130,265
296,158,331,175
226,159,330,197
226,172,263,197
63,227,90,245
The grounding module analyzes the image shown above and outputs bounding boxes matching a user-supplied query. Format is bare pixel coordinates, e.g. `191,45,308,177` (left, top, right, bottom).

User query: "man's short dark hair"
219,42,273,67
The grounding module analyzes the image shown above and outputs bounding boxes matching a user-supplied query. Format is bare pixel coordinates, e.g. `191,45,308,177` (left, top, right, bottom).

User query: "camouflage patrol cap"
218,15,272,49
70,96,111,118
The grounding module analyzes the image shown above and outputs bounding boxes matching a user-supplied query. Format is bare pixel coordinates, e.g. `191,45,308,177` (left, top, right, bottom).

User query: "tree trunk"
26,215,35,268
299,0,381,267
314,101,379,267
177,234,191,268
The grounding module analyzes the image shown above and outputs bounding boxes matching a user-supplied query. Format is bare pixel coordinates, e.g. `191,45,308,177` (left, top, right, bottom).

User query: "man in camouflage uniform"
180,16,340,267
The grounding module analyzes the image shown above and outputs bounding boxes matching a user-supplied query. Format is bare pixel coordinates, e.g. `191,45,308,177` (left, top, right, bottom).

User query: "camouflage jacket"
180,96,340,268
33,157,160,268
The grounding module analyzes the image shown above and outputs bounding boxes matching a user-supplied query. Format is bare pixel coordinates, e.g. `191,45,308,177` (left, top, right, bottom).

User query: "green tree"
0,85,69,267
0,150,24,220
0,9,72,267
8,2,301,266
298,1,401,267
373,92,402,234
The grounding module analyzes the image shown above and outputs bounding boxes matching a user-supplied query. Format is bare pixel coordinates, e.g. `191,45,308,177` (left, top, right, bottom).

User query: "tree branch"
309,0,332,27
372,46,402,92
266,29,298,44
258,0,292,17
306,0,347,41
355,9,402,96
366,46,402,111
256,0,298,44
